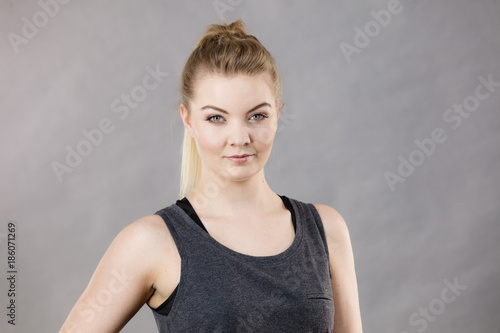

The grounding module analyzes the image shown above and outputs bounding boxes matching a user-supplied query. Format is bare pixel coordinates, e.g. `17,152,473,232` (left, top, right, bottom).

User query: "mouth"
225,154,254,163
227,154,252,158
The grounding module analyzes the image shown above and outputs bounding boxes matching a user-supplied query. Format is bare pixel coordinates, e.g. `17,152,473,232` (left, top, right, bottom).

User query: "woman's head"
180,19,283,113
178,19,283,199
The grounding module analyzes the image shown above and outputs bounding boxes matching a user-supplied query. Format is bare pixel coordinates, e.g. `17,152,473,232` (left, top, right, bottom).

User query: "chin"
221,166,261,182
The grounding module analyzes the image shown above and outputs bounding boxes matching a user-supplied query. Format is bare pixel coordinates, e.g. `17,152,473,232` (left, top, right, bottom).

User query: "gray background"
1,0,499,332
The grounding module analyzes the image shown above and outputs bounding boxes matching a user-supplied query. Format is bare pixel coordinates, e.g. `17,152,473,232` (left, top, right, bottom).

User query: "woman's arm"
313,204,363,333
59,215,168,333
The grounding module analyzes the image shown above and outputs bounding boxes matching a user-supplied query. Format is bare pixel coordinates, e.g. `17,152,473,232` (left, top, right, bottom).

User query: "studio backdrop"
1,0,499,332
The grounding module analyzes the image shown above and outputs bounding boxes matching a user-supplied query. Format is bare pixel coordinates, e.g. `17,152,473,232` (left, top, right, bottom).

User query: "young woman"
60,19,363,333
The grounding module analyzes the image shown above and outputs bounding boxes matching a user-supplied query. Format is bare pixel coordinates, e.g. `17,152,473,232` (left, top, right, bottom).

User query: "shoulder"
115,214,169,245
93,213,177,290
114,213,174,251
104,214,175,272
119,214,170,240
312,203,351,248
312,204,363,330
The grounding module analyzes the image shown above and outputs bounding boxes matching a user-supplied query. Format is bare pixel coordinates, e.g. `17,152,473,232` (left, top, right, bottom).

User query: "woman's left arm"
313,204,363,333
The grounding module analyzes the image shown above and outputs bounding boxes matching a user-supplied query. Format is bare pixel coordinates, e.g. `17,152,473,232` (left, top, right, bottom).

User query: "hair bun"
196,19,249,47
207,19,247,36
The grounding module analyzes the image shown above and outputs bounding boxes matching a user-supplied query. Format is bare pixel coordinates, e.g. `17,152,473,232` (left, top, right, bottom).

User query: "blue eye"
206,115,224,122
251,113,269,120
206,113,269,123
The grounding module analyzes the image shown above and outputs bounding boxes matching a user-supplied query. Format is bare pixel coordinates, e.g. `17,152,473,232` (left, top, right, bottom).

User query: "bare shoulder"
312,203,350,246
119,214,170,242
100,213,175,276
111,214,174,258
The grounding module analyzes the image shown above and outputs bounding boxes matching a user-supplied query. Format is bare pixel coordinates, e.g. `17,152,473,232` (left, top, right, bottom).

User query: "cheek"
253,122,277,146
194,125,225,155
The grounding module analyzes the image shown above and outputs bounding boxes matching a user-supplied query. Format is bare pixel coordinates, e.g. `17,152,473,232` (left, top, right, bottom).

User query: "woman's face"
181,72,279,183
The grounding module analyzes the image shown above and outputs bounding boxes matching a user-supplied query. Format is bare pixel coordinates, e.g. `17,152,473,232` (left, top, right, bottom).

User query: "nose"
228,120,251,146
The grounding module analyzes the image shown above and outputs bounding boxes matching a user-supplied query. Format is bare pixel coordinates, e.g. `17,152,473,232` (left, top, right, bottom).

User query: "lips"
225,154,253,163
228,154,252,158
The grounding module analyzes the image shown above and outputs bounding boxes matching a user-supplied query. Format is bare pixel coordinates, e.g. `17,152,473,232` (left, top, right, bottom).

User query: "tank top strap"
292,198,330,257
153,202,203,261
287,197,332,278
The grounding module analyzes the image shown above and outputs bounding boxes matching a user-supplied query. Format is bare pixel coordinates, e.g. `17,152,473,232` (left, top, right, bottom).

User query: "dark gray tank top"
148,195,334,332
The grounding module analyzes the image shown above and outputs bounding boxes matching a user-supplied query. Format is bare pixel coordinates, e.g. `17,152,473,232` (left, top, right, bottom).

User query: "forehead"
192,72,275,109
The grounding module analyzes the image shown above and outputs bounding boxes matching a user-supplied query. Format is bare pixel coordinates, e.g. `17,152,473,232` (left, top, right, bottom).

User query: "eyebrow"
200,102,271,114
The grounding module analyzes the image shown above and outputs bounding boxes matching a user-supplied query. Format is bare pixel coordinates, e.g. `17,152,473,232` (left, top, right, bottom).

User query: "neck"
186,169,278,217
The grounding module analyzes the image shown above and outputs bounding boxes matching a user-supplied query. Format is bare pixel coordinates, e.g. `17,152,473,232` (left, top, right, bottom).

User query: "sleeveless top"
148,194,334,332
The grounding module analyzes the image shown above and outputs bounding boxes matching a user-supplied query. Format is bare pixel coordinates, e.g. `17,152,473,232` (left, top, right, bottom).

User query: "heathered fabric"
149,195,334,332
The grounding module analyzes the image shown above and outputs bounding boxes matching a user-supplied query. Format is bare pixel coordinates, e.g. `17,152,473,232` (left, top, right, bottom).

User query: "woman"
60,19,362,333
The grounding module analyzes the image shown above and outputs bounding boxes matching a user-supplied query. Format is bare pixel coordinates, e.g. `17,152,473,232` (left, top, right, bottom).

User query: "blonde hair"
178,19,283,199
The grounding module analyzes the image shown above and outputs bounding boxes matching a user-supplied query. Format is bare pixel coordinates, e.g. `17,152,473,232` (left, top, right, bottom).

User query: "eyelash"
205,113,269,123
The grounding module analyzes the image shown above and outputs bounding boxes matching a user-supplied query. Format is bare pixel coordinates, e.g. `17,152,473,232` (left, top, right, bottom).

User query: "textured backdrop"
1,0,499,332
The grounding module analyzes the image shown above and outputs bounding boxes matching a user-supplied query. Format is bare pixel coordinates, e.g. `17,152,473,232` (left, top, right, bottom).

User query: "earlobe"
180,104,194,138
277,102,284,118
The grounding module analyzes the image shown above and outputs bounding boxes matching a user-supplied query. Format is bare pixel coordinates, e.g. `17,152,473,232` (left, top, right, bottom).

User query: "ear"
277,101,285,118
180,103,194,138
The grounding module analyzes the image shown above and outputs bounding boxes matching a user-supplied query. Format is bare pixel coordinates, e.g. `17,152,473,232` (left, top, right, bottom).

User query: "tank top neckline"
170,194,303,263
